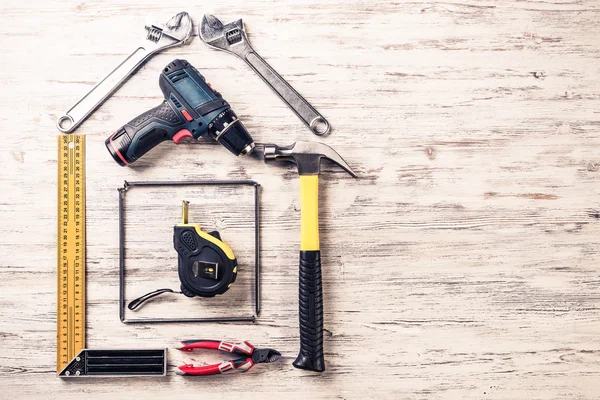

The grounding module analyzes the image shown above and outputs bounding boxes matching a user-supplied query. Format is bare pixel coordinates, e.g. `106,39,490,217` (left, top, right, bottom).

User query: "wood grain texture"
0,0,599,398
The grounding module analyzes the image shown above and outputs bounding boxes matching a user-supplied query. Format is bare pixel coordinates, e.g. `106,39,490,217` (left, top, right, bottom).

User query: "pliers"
176,340,281,375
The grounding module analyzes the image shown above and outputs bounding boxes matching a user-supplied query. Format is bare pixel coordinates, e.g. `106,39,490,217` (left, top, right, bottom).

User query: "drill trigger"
173,129,193,144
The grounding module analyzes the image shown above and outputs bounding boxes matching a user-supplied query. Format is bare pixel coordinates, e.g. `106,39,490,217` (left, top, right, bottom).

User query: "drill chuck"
206,108,255,157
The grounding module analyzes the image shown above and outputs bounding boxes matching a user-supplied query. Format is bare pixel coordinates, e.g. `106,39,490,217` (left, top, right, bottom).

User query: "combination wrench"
56,12,193,133
199,14,330,136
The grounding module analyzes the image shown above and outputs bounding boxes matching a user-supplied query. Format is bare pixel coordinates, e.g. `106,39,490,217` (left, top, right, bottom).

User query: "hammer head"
259,142,357,177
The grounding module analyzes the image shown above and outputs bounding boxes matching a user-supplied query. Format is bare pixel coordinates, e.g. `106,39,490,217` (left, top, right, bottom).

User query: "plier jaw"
252,348,282,364
176,340,280,376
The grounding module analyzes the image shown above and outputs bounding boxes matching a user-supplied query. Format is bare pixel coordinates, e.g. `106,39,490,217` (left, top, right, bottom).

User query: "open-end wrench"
199,14,330,136
56,12,193,133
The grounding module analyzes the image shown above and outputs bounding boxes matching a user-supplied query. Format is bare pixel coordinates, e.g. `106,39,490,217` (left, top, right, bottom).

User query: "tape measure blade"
57,134,86,372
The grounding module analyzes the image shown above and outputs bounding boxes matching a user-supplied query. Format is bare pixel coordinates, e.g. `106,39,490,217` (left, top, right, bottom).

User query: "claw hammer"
256,141,356,372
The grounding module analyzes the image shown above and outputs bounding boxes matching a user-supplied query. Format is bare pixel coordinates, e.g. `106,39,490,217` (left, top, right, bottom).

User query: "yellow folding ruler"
57,134,86,372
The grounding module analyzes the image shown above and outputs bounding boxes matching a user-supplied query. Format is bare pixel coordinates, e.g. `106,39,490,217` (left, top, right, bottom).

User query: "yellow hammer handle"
300,175,320,251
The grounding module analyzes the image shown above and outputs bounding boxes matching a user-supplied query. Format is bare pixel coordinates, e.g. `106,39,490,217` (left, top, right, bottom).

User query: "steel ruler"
57,134,86,372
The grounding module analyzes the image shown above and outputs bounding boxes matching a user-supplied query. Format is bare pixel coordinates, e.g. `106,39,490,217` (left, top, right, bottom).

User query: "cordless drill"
106,59,254,166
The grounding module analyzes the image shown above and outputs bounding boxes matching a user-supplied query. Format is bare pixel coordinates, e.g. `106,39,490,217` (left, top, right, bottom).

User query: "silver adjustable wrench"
199,14,330,136
56,12,193,133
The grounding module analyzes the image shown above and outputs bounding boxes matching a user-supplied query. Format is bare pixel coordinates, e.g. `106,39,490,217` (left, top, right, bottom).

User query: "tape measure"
57,134,86,372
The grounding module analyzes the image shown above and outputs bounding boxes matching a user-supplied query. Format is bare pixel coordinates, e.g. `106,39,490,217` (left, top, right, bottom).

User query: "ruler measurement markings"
57,134,86,373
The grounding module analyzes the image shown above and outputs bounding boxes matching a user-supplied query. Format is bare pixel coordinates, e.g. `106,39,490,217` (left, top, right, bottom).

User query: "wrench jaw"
144,11,193,53
199,14,252,58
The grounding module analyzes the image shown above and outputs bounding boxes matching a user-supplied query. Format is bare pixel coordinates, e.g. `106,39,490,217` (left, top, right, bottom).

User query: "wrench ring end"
309,117,330,136
56,115,75,133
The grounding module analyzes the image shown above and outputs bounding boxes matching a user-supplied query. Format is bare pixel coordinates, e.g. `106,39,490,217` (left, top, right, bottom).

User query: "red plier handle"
177,340,256,376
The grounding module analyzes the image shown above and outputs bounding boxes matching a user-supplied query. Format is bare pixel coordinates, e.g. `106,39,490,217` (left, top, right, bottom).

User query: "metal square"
118,180,260,323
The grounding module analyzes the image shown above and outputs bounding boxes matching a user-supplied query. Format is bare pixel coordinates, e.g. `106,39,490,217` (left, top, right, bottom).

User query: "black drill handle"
293,250,325,372
106,101,186,166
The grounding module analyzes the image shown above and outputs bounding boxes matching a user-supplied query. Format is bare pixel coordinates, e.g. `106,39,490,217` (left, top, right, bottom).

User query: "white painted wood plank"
0,0,598,398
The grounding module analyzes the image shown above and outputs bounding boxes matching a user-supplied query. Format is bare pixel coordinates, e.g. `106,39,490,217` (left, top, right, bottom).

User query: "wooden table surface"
1,0,599,398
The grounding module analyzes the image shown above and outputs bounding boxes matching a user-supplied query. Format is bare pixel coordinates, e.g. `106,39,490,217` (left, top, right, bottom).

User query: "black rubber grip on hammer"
293,250,325,372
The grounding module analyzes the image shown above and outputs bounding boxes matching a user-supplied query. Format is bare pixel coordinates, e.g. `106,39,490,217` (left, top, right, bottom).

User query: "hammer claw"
257,141,357,177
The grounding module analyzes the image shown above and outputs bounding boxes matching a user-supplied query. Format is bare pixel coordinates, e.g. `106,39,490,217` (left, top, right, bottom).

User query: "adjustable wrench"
56,12,193,133
199,14,330,136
